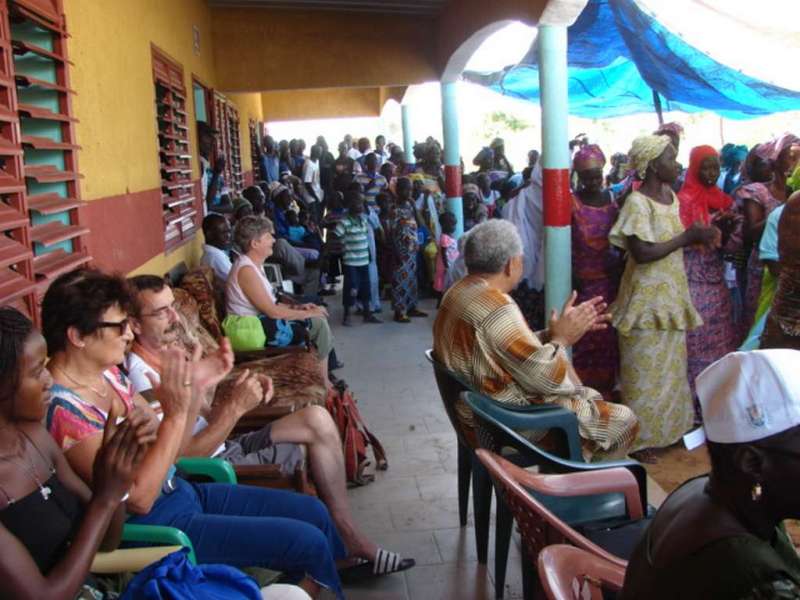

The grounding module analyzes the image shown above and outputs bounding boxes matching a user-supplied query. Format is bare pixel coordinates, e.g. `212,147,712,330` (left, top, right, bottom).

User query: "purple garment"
684,246,737,396
738,183,782,333
571,195,623,399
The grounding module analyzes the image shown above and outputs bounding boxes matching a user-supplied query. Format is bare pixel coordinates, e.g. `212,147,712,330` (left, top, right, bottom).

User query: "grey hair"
234,215,274,253
464,220,523,275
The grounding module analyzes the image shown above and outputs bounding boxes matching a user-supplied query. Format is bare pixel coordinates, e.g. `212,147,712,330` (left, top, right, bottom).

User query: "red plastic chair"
475,449,638,599
538,545,626,600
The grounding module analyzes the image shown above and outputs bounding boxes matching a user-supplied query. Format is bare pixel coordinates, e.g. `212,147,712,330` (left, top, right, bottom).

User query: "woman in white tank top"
226,216,334,389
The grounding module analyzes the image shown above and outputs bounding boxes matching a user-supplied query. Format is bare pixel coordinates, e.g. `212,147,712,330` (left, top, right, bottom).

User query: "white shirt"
347,147,362,161
502,165,545,291
301,158,323,204
125,352,226,457
226,254,276,317
200,244,232,283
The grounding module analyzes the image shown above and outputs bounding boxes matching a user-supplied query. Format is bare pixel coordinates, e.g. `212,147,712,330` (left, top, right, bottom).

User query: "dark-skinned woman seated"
0,306,153,600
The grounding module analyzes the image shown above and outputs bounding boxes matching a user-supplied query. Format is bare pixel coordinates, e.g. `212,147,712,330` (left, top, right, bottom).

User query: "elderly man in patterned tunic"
433,220,639,460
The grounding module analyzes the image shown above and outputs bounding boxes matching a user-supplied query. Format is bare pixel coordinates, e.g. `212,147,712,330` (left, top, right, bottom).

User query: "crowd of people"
1,121,799,599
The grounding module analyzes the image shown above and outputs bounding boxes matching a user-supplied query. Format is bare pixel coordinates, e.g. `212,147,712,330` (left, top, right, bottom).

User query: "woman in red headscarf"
570,144,623,400
678,145,738,399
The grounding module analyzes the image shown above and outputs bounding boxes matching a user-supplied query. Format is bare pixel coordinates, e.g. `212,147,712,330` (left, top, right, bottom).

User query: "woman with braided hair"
0,306,154,599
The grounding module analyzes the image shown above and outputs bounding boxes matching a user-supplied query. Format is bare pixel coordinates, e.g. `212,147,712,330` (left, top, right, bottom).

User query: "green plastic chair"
121,457,238,565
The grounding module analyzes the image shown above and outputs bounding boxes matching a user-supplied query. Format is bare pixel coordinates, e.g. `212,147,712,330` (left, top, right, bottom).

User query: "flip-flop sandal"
339,549,415,582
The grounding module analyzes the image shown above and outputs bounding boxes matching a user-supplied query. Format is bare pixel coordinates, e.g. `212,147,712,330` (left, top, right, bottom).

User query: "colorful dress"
676,146,737,394
434,233,459,293
609,191,702,451
571,194,622,399
683,246,737,393
762,196,800,350
736,182,783,333
391,203,419,313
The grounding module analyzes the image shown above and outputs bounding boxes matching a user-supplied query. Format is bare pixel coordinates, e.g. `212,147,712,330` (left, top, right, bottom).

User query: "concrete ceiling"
208,0,448,16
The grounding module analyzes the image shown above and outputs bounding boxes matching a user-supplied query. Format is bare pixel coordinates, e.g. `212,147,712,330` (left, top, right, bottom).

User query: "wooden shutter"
249,118,260,182
210,92,243,194
152,46,195,251
0,0,89,319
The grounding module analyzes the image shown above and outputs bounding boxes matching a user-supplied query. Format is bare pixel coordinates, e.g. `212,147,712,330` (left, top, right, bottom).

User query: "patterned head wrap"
755,132,800,162
627,135,672,179
655,122,684,139
573,144,606,171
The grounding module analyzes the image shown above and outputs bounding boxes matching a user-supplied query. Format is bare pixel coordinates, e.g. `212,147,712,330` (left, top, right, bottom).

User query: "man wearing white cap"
620,349,800,599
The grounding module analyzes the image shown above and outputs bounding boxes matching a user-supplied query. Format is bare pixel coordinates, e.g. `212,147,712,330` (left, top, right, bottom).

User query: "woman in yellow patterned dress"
609,135,717,458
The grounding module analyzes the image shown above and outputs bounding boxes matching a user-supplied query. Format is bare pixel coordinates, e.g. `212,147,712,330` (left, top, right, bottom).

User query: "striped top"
334,215,371,266
46,366,135,451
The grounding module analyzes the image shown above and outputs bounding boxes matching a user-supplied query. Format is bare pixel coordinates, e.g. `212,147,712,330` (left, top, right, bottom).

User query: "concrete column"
537,24,572,321
401,104,415,164
441,81,464,238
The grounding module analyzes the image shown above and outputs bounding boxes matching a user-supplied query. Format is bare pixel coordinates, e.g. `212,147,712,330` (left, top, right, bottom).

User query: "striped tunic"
433,275,639,460
334,215,370,267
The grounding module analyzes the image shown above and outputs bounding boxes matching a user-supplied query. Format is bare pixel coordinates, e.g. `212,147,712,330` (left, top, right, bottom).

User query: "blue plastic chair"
425,349,581,594
464,391,650,599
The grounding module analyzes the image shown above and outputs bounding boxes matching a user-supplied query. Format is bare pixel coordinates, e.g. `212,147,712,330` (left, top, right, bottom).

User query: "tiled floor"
320,295,672,599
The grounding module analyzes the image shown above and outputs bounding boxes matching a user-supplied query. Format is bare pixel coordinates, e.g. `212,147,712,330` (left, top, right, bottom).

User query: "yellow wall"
65,0,263,276
67,0,217,199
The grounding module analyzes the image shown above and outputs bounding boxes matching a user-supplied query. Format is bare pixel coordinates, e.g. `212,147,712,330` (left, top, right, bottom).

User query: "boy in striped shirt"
334,191,383,326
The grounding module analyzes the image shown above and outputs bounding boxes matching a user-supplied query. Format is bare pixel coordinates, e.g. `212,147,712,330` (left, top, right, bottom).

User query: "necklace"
0,432,55,503
53,364,109,399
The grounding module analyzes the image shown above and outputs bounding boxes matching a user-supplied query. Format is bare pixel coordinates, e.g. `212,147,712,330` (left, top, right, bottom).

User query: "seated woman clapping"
42,269,347,599
228,215,334,388
0,306,153,600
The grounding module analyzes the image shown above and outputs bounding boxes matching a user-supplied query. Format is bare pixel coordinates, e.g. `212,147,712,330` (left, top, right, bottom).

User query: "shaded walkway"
320,294,715,598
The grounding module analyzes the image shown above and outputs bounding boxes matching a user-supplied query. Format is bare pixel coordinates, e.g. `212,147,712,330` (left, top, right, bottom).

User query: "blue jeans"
128,479,345,598
342,263,371,310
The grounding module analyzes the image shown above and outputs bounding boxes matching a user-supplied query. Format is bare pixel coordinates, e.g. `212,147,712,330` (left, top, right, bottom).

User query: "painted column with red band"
538,24,572,321
441,81,464,238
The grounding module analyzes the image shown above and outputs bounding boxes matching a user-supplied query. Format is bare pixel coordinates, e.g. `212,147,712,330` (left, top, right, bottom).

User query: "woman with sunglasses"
0,306,153,599
620,350,800,600
43,269,347,600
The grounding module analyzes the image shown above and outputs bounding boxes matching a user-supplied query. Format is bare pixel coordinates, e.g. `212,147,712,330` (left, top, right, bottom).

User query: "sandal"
407,308,428,318
339,549,415,582
393,313,411,323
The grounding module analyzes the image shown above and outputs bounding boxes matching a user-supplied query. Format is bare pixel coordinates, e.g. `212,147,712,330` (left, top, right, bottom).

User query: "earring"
751,482,763,502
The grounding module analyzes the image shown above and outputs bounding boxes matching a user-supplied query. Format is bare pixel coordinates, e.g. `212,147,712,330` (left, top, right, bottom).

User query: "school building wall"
64,0,263,277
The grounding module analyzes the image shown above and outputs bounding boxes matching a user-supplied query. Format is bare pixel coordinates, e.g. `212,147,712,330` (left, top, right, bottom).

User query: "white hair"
464,220,523,275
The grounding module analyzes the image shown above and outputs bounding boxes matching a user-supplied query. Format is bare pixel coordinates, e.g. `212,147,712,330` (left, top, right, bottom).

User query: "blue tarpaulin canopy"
463,0,800,120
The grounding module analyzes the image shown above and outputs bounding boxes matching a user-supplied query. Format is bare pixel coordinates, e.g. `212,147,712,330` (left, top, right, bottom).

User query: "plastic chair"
537,545,626,600
425,349,582,596
465,391,647,599
477,449,643,600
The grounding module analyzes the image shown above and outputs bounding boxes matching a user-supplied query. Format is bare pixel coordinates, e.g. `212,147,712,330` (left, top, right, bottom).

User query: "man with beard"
123,275,414,576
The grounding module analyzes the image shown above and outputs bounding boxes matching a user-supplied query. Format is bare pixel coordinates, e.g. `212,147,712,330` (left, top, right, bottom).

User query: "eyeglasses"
96,318,131,336
140,303,177,320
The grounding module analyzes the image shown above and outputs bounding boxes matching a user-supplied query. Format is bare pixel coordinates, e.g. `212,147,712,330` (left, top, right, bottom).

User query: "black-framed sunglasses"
96,318,131,336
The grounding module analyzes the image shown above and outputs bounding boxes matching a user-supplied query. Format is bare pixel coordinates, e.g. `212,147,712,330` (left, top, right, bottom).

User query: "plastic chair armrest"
122,524,196,564
517,466,644,520
176,457,238,484
91,545,183,574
